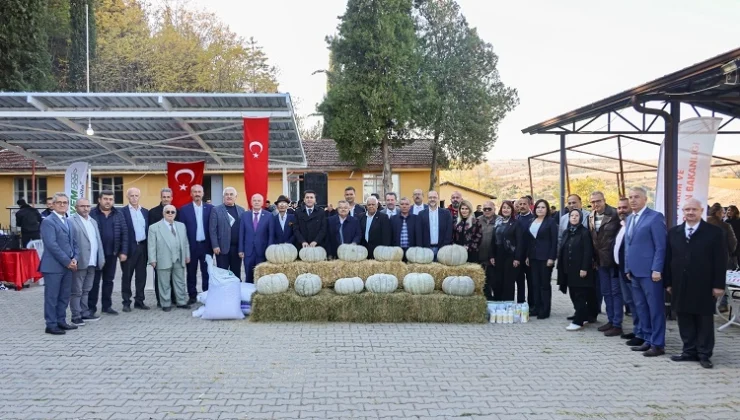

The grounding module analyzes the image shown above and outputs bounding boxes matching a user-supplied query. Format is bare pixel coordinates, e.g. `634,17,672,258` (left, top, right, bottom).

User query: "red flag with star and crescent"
243,118,269,205
167,161,205,209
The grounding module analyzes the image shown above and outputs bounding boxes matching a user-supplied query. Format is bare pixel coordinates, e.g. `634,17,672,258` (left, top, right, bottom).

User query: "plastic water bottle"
521,302,529,323
507,308,514,324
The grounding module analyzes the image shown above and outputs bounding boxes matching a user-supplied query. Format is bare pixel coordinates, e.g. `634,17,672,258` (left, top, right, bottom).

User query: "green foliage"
68,0,96,92
45,0,71,91
550,177,621,208
0,0,53,91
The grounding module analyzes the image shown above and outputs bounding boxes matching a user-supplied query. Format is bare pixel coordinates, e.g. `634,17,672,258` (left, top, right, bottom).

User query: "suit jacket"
524,217,559,261
293,207,327,247
271,213,296,245
120,205,149,256
390,213,422,248
328,215,361,258
238,209,273,258
39,214,79,274
664,221,726,315
147,220,190,270
69,214,105,270
418,207,453,248
380,207,400,218
209,204,245,254
624,207,666,278
348,204,366,218
177,202,213,254
360,212,392,258
147,203,165,227
490,218,525,262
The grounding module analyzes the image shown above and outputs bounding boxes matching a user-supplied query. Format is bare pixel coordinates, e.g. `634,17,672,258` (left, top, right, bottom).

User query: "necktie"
628,214,637,240
339,222,344,244
170,224,176,236
253,213,259,230
308,208,312,216
687,227,694,241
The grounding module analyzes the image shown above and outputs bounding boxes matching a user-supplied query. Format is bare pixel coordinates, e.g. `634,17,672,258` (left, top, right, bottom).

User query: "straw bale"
251,289,487,323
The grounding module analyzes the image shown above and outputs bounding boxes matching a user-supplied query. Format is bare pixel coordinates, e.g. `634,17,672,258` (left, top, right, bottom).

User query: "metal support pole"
565,161,571,195
667,102,680,228
527,158,534,198
617,135,626,197
87,168,92,200
559,134,566,215
616,173,622,198
31,160,36,205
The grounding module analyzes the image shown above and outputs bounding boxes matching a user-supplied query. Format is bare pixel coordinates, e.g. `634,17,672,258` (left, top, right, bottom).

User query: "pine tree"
0,0,53,91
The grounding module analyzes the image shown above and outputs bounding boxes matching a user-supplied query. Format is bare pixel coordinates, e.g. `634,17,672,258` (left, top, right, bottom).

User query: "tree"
414,0,518,190
45,0,72,91
319,0,419,195
550,177,621,208
68,0,97,91
0,0,53,91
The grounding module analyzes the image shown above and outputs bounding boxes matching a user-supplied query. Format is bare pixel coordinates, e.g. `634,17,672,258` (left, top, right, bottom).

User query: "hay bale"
406,262,484,295
251,289,487,323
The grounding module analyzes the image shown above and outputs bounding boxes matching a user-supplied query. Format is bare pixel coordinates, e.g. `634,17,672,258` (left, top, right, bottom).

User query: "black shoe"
122,305,131,313
530,311,539,317
699,359,713,369
631,343,650,352
586,317,598,324
134,302,150,310
537,314,549,320
188,297,197,305
621,332,636,340
71,318,85,326
671,353,699,362
102,308,119,315
643,347,665,357
626,337,645,346
57,322,78,330
162,306,172,312
82,314,101,321
156,302,162,308
176,304,191,310
566,315,575,321
45,327,65,335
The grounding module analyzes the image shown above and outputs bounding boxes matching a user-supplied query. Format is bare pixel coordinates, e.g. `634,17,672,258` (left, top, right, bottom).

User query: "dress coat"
664,221,727,315
524,217,559,262
360,211,392,258
293,207,327,247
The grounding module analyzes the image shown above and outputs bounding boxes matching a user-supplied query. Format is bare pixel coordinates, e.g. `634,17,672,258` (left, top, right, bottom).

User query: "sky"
189,0,740,162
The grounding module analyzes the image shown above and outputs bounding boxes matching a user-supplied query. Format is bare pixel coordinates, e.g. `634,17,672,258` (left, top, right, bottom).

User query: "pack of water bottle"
487,301,529,324
726,270,740,288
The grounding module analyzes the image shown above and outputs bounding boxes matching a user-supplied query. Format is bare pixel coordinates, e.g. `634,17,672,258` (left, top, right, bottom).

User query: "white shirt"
278,212,288,230
79,215,99,266
365,213,375,242
128,204,146,242
614,222,626,264
349,205,358,217
412,204,425,215
529,220,542,238
428,207,439,245
194,202,205,241
55,211,66,225
685,220,700,239
385,207,398,218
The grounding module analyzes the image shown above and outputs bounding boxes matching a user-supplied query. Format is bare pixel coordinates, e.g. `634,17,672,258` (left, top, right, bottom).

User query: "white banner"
64,161,89,215
655,117,721,225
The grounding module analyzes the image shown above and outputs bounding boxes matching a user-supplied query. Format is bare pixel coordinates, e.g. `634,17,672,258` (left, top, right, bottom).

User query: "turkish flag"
243,118,269,207
167,161,205,208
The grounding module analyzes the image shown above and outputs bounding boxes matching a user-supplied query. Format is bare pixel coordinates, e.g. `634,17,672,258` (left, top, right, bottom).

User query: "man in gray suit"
69,198,105,326
148,205,190,311
209,187,245,278
39,192,79,335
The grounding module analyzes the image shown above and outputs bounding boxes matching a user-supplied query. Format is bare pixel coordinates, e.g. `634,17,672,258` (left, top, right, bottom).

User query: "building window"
14,177,47,204
91,176,124,204
362,173,399,203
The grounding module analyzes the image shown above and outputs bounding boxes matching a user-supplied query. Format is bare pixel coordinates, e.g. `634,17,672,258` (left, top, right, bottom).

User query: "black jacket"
557,225,594,290
490,218,525,262
15,205,41,234
148,203,166,227
90,205,128,257
360,212,392,258
293,207,327,247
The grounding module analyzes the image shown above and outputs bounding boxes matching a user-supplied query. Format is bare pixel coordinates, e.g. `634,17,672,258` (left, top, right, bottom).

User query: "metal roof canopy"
520,47,740,228
0,92,307,171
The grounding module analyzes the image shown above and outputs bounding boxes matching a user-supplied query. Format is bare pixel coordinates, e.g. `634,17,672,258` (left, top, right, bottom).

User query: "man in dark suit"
147,187,173,307
516,197,535,304
209,187,245,278
328,200,361,258
271,195,295,245
39,192,79,335
418,191,453,260
89,190,127,316
177,184,213,303
120,187,150,312
293,190,327,249
15,198,41,247
239,193,273,283
391,197,421,252
344,186,365,218
665,198,727,369
360,196,391,258
624,187,667,357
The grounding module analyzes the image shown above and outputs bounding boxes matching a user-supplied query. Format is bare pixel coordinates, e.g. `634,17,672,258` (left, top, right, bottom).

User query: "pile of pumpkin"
255,243,477,297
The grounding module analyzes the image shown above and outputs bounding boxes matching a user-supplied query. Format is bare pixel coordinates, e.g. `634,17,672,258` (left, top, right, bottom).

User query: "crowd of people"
33,183,733,368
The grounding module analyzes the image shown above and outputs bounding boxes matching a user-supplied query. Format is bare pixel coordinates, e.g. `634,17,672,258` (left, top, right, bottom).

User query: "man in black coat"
15,199,42,247
664,198,727,369
360,196,391,259
293,190,327,249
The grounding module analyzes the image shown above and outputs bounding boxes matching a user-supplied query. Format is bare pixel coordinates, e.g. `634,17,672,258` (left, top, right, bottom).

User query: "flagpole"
88,168,92,200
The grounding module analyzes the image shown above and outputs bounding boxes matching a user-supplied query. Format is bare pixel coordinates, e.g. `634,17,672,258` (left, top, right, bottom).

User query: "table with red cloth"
0,250,42,290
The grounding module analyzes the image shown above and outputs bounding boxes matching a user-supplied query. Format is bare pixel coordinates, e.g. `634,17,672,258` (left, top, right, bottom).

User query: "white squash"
442,276,475,296
265,243,298,264
334,277,365,295
256,273,289,295
405,247,434,264
295,273,322,297
437,244,468,266
337,244,368,262
373,246,404,262
403,273,435,295
299,246,327,262
365,274,398,293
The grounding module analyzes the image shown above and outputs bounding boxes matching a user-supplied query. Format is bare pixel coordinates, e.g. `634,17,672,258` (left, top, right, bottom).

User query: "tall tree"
68,0,97,91
319,0,419,195
45,0,72,91
0,0,53,91
414,0,518,190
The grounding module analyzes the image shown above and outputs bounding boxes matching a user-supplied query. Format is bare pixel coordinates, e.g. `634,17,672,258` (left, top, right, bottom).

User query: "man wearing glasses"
477,200,499,300
39,193,79,335
148,205,190,311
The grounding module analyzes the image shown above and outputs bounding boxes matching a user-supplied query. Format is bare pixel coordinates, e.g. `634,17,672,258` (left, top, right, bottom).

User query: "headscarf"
567,209,583,236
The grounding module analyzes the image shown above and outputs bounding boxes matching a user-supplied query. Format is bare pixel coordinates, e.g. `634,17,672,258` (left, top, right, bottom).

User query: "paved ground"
2,268,740,420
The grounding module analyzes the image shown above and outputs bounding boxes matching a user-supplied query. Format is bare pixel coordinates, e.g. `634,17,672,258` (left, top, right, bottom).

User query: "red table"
0,250,42,290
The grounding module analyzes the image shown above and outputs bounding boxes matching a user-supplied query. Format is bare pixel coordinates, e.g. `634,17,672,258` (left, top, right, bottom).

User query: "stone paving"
2,268,740,420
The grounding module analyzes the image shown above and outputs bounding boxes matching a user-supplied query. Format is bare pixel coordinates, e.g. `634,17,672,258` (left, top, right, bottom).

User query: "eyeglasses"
56,201,69,205
164,211,176,214
483,207,493,211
